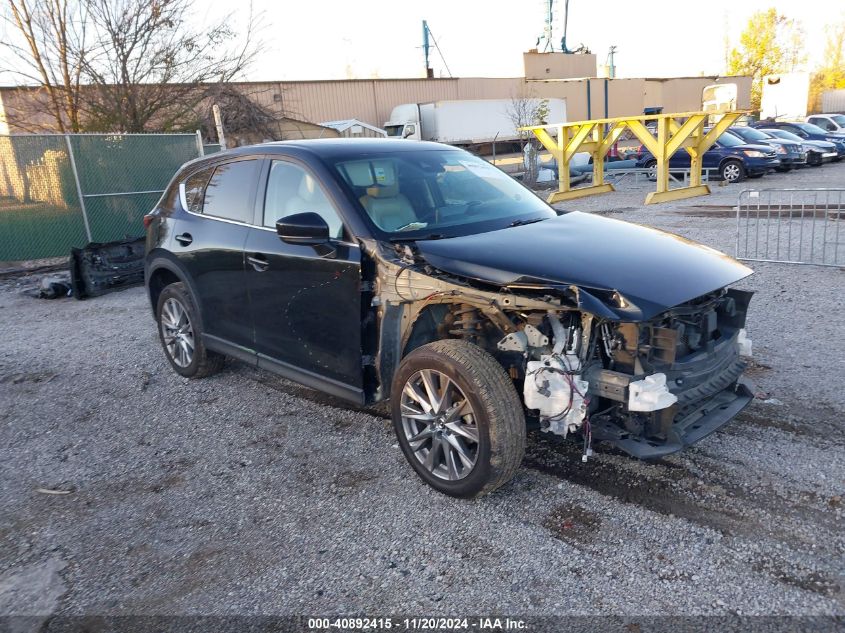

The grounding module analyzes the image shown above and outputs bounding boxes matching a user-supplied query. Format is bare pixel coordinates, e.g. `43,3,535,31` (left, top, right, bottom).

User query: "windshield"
733,127,769,142
384,125,405,138
796,122,828,135
764,129,803,143
718,132,744,147
331,149,556,239
831,115,845,127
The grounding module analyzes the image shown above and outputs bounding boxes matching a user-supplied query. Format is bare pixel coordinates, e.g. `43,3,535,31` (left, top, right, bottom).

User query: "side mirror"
402,124,416,139
276,212,330,245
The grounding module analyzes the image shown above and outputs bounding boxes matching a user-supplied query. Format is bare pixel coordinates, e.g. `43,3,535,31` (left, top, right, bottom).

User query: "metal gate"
735,189,845,267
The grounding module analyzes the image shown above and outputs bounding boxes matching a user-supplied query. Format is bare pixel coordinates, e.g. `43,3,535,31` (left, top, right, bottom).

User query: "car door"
171,157,260,354
702,143,723,170
244,157,363,402
668,149,690,169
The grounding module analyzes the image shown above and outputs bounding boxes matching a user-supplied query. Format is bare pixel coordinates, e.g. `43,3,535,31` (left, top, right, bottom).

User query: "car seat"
358,160,417,231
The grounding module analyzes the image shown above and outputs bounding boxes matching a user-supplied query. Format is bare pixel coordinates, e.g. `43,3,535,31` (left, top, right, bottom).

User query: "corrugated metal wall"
0,75,755,134
822,89,845,113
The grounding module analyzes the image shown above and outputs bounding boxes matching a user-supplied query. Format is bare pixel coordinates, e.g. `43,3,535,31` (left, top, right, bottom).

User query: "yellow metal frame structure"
522,111,745,205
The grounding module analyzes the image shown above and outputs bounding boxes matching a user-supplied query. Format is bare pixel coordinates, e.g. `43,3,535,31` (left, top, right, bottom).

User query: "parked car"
144,139,755,497
727,126,806,171
758,128,838,166
633,131,779,182
753,120,845,160
806,113,845,133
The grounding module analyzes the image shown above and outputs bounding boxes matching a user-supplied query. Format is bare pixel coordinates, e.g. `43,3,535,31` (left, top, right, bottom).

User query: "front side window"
264,160,344,239
332,149,555,239
203,160,259,223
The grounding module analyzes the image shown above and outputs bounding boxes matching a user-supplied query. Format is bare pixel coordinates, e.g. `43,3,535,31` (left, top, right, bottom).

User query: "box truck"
384,98,566,151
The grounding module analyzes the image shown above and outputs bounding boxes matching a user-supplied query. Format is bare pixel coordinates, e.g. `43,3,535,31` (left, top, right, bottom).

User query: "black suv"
145,139,755,497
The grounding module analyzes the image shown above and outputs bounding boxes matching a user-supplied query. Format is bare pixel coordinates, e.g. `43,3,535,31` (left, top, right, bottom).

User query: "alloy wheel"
160,297,195,368
723,163,742,182
400,369,479,481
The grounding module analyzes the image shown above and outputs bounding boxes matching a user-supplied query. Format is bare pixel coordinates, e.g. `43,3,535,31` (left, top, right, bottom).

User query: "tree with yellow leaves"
727,8,806,112
808,21,845,113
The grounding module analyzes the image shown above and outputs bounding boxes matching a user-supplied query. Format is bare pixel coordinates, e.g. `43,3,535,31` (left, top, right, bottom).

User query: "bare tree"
507,91,550,186
2,0,87,132
202,84,278,146
1,0,262,133
80,0,262,132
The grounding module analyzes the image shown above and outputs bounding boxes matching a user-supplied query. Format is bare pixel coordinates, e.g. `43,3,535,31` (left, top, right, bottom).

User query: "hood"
764,139,798,149
416,212,752,321
804,140,837,149
733,143,776,154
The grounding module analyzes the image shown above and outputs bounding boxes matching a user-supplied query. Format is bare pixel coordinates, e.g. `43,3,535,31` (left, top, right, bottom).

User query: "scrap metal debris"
38,274,72,299
70,238,145,299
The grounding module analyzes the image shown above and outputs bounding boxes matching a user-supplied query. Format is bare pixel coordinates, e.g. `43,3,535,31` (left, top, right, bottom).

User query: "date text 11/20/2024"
307,617,528,630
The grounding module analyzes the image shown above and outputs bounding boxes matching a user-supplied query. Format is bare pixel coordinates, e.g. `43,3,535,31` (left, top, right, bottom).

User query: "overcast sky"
215,0,836,81
0,0,838,84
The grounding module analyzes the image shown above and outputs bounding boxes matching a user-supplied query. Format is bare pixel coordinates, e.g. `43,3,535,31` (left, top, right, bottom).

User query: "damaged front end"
365,237,754,461
577,289,755,458
495,288,754,459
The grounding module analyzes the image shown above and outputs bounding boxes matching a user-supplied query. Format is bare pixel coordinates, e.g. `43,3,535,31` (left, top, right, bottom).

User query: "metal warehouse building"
0,52,752,135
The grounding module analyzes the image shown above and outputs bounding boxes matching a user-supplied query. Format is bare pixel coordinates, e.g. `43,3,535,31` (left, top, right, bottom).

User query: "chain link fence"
736,189,845,267
0,133,203,262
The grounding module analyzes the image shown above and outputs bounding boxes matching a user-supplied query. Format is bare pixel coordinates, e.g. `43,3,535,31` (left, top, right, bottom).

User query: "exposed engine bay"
362,238,754,460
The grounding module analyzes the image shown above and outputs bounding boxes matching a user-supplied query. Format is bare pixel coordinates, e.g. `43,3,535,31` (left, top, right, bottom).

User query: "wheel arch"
718,156,745,171
145,254,203,325
377,301,500,403
402,303,451,357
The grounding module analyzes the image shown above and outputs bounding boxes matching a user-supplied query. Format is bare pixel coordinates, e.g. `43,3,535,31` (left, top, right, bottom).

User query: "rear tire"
391,340,525,498
156,282,224,379
644,159,657,182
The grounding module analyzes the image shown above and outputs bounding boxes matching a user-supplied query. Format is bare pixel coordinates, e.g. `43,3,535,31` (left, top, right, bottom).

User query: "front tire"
391,340,526,498
720,159,745,183
156,282,224,379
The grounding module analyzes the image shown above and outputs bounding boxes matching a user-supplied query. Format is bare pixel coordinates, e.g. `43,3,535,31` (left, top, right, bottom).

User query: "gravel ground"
1,163,844,619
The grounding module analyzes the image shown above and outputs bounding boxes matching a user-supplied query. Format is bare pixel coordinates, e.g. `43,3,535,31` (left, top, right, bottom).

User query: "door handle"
175,233,193,246
247,254,269,272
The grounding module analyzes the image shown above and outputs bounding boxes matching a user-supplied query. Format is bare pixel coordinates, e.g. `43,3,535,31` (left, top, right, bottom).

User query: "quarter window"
203,160,259,224
264,160,344,239
183,167,213,214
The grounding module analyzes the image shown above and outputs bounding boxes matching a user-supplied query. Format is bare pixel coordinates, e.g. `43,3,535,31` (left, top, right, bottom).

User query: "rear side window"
202,160,259,223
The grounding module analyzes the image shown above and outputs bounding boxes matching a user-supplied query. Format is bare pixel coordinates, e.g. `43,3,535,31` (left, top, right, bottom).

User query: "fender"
144,250,205,327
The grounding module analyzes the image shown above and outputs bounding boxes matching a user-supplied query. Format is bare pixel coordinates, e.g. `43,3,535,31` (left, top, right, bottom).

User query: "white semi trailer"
384,98,566,150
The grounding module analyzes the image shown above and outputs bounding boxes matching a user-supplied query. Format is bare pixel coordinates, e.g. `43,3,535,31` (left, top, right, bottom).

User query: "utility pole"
213,104,227,151
422,20,433,78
